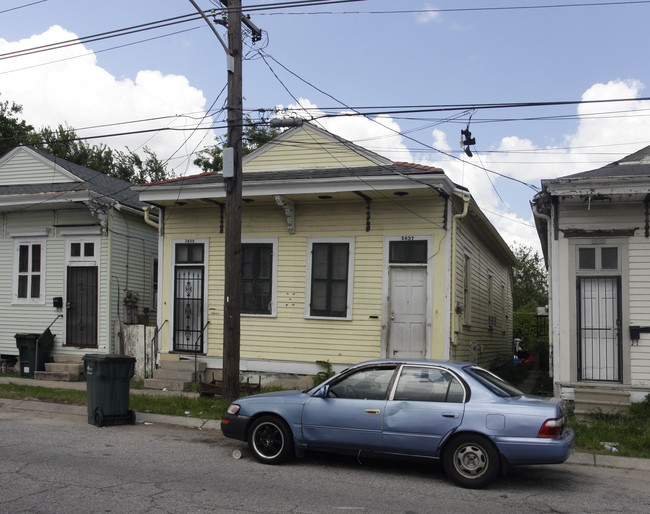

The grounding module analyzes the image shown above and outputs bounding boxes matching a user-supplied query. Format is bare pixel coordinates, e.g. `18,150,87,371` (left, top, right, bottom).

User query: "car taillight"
537,417,564,438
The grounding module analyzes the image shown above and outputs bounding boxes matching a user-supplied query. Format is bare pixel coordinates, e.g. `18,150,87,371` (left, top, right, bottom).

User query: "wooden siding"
159,195,449,366
107,209,158,350
0,150,77,186
0,210,65,357
0,207,156,359
554,199,650,388
243,129,380,171
451,216,513,368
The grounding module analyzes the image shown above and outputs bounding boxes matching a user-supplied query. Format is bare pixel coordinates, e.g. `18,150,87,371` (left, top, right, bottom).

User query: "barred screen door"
577,277,622,382
66,266,98,347
173,242,205,353
173,266,204,352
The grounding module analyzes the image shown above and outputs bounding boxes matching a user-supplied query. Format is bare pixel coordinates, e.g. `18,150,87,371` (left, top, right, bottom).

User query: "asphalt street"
2,398,650,514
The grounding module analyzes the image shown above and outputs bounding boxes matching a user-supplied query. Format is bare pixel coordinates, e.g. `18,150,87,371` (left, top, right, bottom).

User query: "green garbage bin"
15,330,54,377
83,354,136,427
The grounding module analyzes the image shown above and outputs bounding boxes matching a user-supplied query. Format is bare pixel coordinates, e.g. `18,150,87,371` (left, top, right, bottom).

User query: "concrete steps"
574,387,630,416
144,358,206,392
34,355,85,382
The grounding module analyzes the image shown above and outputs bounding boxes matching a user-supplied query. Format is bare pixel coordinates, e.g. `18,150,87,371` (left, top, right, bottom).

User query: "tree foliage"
0,96,34,156
0,95,173,184
193,117,279,173
511,243,548,312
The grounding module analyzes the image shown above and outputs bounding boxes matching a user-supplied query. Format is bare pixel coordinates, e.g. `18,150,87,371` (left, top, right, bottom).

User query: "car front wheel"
248,416,294,465
442,434,500,489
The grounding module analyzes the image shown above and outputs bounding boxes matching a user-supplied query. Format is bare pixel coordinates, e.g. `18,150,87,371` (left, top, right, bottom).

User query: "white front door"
388,267,427,359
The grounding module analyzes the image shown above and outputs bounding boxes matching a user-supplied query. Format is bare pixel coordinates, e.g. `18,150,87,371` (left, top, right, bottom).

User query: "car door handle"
364,408,381,415
442,412,459,418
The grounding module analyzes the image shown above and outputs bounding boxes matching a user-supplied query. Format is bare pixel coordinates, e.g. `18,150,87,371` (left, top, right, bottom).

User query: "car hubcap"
455,443,488,478
253,423,283,459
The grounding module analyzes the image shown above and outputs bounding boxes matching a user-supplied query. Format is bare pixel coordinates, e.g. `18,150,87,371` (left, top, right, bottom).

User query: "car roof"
348,359,472,372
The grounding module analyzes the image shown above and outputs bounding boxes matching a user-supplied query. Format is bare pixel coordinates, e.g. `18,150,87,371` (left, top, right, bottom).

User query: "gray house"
532,145,650,413
0,146,158,376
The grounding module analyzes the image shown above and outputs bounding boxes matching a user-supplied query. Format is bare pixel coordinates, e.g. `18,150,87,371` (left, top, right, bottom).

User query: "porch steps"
573,387,631,416
144,359,206,391
34,355,85,382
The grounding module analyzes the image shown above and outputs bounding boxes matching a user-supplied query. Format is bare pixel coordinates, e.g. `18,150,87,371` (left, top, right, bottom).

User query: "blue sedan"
221,360,575,488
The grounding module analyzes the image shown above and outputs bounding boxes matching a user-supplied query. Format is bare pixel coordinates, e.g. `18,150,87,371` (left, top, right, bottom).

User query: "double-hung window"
307,238,354,319
241,243,273,315
14,240,45,303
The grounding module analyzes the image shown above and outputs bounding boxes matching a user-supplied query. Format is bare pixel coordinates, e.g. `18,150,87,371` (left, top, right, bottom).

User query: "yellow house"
137,123,515,383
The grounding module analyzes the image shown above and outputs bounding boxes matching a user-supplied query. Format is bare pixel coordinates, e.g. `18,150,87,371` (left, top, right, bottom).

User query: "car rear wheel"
442,434,500,489
248,416,294,465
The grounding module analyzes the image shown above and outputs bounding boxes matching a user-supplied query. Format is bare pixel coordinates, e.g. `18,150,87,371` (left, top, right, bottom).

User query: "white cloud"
0,26,212,176
278,98,413,162
416,4,442,24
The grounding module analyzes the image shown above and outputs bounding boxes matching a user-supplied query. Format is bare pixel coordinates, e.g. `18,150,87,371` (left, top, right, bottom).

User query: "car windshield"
464,366,524,397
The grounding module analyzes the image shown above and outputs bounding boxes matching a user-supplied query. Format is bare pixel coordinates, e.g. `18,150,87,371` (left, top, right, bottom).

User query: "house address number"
185,239,195,244
401,236,415,241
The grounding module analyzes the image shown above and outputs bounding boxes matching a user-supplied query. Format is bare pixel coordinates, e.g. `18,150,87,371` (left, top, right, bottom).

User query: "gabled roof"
532,144,650,266
561,144,650,180
242,122,393,171
0,146,146,211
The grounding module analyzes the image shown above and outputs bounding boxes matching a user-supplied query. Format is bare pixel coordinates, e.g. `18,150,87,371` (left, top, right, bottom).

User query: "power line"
247,0,650,15
0,0,47,15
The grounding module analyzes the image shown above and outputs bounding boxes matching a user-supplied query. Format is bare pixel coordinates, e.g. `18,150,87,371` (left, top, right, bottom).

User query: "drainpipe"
449,192,470,359
143,206,159,229
531,200,555,380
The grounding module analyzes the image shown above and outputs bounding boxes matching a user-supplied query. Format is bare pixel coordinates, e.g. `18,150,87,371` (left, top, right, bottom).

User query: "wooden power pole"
189,0,261,399
222,0,243,400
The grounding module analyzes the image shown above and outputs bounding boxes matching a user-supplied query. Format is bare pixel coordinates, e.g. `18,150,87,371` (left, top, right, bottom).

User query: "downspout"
143,206,159,229
531,200,555,380
449,192,470,360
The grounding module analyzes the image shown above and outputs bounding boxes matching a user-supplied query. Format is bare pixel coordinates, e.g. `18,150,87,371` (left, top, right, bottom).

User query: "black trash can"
15,330,54,377
83,354,136,427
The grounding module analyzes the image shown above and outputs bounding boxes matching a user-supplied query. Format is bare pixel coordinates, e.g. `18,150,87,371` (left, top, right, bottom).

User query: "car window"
465,366,523,397
393,366,466,403
328,366,396,400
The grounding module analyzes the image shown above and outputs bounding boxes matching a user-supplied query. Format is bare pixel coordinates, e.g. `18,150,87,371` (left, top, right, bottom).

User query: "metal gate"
173,266,204,353
66,266,98,347
577,276,622,382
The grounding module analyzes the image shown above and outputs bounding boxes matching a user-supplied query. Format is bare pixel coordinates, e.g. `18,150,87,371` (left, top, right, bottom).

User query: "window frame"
241,237,278,317
305,237,355,320
13,238,46,304
391,365,467,403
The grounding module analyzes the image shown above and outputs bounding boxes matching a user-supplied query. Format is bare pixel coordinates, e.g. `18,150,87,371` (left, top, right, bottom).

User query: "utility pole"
222,0,243,400
189,1,261,399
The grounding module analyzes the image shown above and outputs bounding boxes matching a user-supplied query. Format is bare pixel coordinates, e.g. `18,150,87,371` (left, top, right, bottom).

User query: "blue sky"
2,0,650,249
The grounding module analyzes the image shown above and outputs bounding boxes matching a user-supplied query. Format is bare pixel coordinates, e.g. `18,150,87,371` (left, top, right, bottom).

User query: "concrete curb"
0,397,220,431
567,451,650,471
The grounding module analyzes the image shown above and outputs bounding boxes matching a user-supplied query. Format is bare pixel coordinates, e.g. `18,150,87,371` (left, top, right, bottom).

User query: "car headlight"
227,404,241,415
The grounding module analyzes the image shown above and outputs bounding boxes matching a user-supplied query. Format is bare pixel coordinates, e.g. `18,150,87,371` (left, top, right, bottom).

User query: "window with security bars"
241,243,273,315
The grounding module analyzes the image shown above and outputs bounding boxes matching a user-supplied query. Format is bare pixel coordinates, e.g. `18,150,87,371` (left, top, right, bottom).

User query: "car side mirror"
314,384,329,398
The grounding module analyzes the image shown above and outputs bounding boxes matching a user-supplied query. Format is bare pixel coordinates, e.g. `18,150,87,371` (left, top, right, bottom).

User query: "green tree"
0,96,34,155
193,117,279,173
511,243,548,312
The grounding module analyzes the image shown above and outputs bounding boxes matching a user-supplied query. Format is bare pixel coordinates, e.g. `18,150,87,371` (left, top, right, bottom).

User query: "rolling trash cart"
83,354,136,427
15,329,54,378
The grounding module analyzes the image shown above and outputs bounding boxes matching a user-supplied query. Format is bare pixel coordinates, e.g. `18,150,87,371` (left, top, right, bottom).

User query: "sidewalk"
2,375,650,472
0,375,221,431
